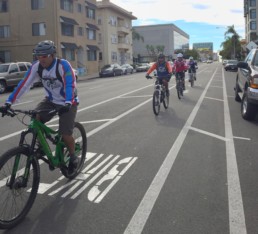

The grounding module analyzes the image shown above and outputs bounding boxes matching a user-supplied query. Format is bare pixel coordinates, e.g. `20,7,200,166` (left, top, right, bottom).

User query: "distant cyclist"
173,53,188,90
145,54,172,96
187,56,198,81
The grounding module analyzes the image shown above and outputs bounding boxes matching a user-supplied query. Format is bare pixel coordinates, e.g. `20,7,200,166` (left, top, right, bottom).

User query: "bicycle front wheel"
0,146,40,229
152,90,160,115
61,122,87,179
163,91,169,109
176,81,182,99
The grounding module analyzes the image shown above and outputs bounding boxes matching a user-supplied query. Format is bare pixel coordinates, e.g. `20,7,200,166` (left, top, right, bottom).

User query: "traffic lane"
224,69,258,234
140,73,229,233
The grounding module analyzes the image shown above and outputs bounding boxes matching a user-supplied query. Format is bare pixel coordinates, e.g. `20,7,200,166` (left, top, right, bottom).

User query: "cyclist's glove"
0,103,11,117
58,103,71,115
145,74,151,79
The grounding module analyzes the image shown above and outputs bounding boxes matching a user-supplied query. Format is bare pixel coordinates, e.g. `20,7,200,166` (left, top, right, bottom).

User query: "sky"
104,0,245,52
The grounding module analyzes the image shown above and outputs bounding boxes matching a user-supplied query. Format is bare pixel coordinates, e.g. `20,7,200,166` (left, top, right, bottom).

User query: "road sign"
246,41,257,51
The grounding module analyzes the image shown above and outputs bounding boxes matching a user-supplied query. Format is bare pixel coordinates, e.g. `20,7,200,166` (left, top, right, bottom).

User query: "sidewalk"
77,72,99,82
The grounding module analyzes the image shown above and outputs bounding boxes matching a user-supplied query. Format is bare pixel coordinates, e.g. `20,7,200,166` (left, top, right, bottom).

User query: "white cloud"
106,0,245,28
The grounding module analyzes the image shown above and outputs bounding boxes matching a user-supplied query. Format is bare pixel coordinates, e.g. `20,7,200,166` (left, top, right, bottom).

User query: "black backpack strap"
55,58,63,83
37,63,44,79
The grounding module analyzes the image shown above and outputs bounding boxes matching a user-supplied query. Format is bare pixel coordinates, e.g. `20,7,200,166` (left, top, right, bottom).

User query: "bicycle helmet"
177,53,183,58
189,56,193,60
158,54,165,59
34,40,56,56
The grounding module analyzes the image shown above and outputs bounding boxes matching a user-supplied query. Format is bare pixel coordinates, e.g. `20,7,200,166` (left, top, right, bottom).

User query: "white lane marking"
222,69,247,233
233,136,251,141
188,126,229,141
124,68,218,234
209,85,223,88
205,96,224,102
119,95,152,98
13,101,34,106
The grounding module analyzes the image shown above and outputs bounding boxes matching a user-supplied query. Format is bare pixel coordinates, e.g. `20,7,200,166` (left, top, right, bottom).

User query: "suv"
0,62,32,94
235,49,258,120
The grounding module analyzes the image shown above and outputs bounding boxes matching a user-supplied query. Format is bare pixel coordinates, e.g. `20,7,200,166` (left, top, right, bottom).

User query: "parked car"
99,64,123,77
135,63,150,72
0,62,32,94
121,64,134,74
235,48,258,120
222,60,228,66
224,60,238,71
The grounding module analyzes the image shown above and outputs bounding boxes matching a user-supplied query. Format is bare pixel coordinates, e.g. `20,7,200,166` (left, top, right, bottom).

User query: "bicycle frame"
19,117,67,168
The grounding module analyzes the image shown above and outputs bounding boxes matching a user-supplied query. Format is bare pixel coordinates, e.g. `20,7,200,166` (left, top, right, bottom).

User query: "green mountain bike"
0,108,87,229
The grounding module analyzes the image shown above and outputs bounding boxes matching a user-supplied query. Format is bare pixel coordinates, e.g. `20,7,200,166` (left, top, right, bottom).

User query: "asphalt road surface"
0,62,258,234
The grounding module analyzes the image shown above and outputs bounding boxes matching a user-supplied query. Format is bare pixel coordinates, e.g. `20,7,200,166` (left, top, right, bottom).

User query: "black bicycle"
175,71,185,99
147,75,169,115
188,68,196,87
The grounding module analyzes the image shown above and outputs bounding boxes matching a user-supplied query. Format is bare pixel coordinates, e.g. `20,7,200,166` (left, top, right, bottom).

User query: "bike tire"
163,92,169,109
60,122,87,179
0,146,40,229
190,78,194,87
176,82,181,100
152,90,160,115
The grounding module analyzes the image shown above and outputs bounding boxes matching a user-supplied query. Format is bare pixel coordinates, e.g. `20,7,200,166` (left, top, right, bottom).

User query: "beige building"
97,0,137,68
0,0,136,76
244,0,257,43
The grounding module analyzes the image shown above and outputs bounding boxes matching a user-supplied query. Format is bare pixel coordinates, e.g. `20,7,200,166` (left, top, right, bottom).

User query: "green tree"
220,25,241,59
132,28,144,42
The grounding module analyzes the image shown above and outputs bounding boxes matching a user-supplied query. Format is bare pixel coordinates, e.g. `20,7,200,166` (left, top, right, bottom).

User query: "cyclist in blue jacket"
187,56,198,81
1,40,79,174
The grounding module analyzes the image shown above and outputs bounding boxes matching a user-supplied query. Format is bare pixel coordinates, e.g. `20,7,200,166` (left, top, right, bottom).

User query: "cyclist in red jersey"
146,54,172,96
172,53,188,90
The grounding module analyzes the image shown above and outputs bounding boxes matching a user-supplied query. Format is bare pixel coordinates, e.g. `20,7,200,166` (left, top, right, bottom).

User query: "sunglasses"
36,54,51,59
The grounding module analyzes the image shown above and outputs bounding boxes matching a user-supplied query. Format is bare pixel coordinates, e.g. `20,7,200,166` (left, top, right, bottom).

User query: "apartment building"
0,0,137,76
97,0,137,68
132,24,189,62
244,0,257,43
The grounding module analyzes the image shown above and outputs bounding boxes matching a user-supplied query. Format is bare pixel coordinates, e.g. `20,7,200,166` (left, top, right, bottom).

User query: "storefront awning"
60,16,79,25
87,45,100,50
61,42,78,50
86,23,99,30
85,1,97,9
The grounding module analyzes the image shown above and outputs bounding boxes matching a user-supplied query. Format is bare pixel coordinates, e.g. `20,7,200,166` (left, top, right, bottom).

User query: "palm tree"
224,25,240,59
132,28,144,42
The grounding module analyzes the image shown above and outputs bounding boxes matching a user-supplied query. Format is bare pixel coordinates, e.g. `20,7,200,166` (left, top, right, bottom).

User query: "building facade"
0,0,136,76
132,24,189,62
97,0,137,68
244,0,257,43
193,42,214,61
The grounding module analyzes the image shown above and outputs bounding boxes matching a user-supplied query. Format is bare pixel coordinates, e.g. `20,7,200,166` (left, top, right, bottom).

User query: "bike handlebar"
0,108,59,118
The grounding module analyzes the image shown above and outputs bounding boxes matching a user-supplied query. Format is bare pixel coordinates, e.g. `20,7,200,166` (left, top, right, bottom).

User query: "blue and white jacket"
6,58,79,106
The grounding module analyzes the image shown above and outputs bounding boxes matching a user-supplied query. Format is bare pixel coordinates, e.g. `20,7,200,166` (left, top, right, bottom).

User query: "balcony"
117,42,131,51
117,26,130,35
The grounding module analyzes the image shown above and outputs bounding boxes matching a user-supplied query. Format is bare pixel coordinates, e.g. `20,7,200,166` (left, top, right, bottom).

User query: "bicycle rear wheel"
0,146,40,229
61,122,87,179
152,90,160,115
190,73,194,87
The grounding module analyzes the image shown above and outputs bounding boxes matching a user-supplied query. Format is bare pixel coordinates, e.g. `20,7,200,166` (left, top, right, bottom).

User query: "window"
86,7,95,19
9,64,19,73
61,24,74,36
31,0,44,10
109,16,117,26
78,27,83,36
250,9,256,19
250,21,256,30
62,49,75,61
0,51,10,63
32,23,46,36
111,52,117,62
250,0,256,7
60,0,73,13
0,0,7,12
99,52,102,61
18,63,27,72
98,17,102,25
77,3,82,13
87,50,97,61
99,33,102,44
0,25,10,38
87,28,96,40
111,34,117,44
